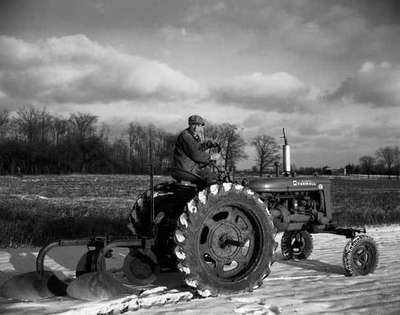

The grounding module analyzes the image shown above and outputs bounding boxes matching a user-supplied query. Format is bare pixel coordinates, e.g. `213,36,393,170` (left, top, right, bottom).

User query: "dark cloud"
2,0,398,36
182,1,400,69
308,136,355,151
326,62,400,107
283,0,400,27
2,1,400,77
356,125,400,139
297,125,319,136
0,0,193,36
342,0,400,26
242,114,266,129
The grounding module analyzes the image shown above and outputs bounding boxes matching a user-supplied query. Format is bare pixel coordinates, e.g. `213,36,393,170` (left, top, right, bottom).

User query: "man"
172,115,220,184
128,115,219,237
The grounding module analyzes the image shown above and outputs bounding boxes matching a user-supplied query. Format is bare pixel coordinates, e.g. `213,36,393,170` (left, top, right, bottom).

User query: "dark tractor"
34,129,378,299
125,129,378,296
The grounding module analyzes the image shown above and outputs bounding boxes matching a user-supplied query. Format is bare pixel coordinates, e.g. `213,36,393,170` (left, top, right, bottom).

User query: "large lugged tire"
343,234,378,276
281,230,313,260
174,183,275,297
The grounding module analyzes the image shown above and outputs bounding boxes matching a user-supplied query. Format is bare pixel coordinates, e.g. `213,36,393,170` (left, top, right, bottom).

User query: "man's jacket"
173,128,211,175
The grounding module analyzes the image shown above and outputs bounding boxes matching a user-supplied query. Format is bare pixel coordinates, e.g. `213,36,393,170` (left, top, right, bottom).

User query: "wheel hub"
210,222,242,260
197,205,258,279
353,246,371,270
292,233,305,254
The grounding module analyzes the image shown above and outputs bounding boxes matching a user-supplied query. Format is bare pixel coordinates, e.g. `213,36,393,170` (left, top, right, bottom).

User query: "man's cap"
188,115,205,126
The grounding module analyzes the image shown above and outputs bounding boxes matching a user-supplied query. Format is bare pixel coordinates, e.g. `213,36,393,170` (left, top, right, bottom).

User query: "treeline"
0,106,247,175
1,106,398,177
0,107,176,174
295,146,400,177
347,147,400,176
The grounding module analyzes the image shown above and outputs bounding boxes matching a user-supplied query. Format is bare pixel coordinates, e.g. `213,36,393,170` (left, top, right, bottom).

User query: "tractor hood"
249,176,331,193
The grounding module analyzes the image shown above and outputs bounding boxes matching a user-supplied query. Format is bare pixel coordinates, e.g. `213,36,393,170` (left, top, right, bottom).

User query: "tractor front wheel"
281,230,313,260
343,235,378,276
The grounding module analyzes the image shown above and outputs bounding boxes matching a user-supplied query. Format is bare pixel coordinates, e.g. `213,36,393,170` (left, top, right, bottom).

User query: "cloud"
182,1,400,75
326,61,400,107
160,25,187,40
0,35,202,104
184,2,367,57
356,125,400,139
211,72,315,113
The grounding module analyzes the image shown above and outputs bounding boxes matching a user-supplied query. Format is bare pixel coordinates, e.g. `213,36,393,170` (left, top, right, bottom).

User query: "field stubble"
0,174,399,246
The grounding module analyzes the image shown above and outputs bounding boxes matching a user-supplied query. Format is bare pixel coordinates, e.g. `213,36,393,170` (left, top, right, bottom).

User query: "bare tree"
126,122,176,174
152,127,176,172
99,122,111,142
376,146,398,174
0,110,9,139
359,155,375,178
14,106,53,143
69,113,98,139
394,147,400,178
205,123,247,174
67,113,99,172
15,106,40,143
127,122,148,173
252,135,280,177
111,138,129,171
38,110,53,143
51,117,69,145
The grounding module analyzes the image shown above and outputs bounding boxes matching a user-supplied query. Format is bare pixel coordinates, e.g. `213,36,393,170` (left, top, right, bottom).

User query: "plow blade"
123,249,160,285
1,237,152,301
0,271,67,301
0,239,88,301
66,271,134,301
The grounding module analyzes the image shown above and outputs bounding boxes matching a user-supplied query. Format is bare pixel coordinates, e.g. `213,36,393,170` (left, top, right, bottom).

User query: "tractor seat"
168,167,205,186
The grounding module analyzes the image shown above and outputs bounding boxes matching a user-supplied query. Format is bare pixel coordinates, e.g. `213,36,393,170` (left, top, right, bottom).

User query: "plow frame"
36,236,156,276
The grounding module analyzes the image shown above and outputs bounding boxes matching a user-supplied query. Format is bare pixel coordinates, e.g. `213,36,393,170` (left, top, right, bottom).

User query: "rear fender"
129,182,197,236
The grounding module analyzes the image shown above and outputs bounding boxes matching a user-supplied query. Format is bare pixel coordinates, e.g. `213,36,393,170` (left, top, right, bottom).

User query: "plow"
0,129,379,301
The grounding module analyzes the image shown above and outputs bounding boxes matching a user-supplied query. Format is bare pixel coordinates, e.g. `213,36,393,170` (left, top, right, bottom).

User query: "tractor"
33,129,378,299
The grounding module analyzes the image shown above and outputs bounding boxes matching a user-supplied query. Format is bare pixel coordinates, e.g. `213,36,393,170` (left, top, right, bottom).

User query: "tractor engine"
249,176,332,233
261,191,322,232
248,129,332,233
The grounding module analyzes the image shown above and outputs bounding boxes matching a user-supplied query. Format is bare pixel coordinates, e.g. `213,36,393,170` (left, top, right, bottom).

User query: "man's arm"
180,131,211,164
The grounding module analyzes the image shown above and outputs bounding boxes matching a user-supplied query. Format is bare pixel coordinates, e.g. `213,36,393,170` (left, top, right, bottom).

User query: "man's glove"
210,152,221,162
203,140,220,150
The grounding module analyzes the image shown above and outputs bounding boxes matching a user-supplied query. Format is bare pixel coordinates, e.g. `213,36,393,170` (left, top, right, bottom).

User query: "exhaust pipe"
274,162,280,177
282,128,291,176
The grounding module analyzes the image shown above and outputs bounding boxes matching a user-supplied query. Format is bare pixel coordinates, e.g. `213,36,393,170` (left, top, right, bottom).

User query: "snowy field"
0,225,399,315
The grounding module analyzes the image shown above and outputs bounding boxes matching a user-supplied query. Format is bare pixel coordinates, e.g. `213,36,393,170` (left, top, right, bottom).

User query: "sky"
0,0,399,169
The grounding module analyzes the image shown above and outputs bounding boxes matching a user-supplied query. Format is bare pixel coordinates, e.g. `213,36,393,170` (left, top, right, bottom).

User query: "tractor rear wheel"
281,230,313,260
174,183,274,297
343,235,378,276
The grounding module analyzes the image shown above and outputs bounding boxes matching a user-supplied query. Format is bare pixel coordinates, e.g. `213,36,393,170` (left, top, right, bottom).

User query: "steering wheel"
208,160,231,183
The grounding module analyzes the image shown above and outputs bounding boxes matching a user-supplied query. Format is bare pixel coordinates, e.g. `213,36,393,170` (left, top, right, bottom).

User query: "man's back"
173,128,210,176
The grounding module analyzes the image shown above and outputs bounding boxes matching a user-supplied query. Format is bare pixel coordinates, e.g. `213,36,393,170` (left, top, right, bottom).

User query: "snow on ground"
0,225,399,315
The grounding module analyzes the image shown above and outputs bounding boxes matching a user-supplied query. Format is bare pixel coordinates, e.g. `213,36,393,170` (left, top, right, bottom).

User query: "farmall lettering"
292,179,317,186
